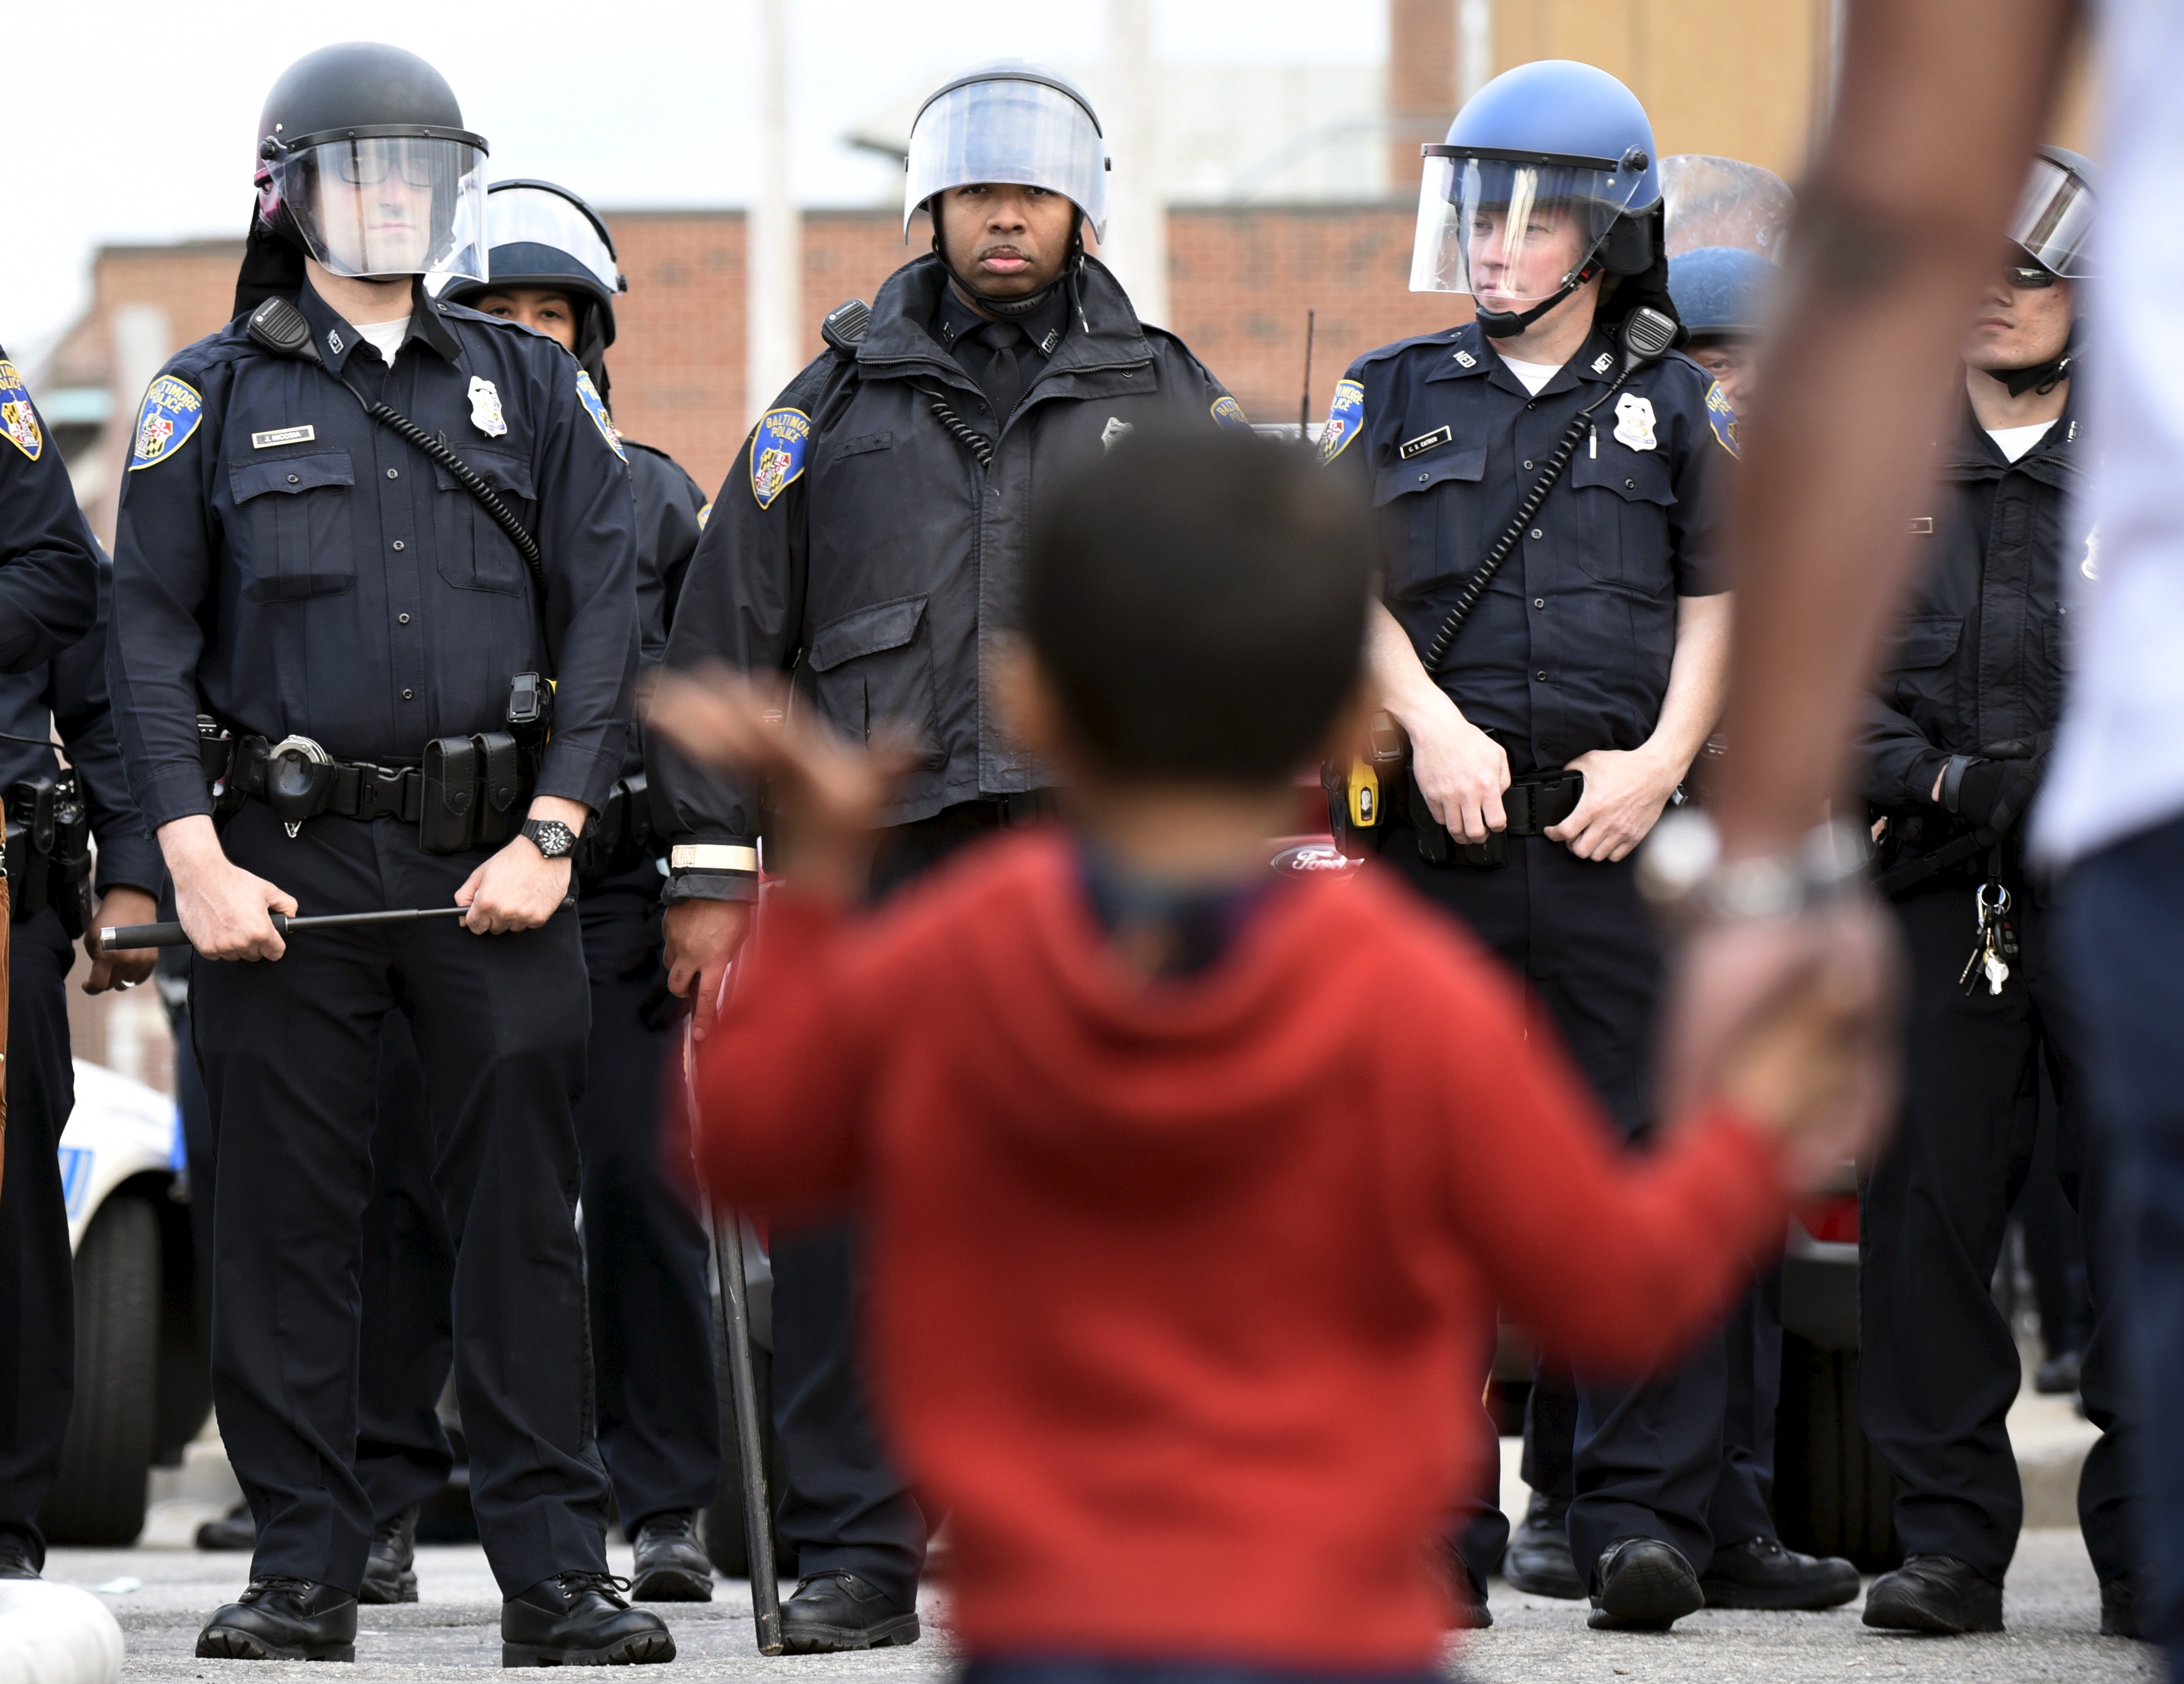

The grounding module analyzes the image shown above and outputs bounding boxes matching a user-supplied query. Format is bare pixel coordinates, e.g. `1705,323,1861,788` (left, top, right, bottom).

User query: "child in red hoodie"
650,432,1878,1684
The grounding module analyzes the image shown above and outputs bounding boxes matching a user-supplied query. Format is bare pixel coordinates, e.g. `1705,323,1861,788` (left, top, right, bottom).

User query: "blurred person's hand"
81,887,158,992
1665,896,1901,1190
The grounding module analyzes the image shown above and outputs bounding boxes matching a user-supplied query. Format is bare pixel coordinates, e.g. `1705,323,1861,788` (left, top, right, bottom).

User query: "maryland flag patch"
1320,378,1365,465
130,374,205,471
1705,381,1740,459
750,408,811,509
0,360,42,461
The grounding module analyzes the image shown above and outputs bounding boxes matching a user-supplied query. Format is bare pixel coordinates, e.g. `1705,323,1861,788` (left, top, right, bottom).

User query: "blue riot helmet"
441,180,626,398
1411,60,1662,338
1669,247,1775,341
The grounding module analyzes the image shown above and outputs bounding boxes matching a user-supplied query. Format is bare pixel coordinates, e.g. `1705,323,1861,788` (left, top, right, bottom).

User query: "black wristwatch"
521,816,580,859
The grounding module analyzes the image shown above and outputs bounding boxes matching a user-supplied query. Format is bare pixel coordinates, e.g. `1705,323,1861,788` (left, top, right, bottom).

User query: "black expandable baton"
102,898,576,951
690,1021,784,1655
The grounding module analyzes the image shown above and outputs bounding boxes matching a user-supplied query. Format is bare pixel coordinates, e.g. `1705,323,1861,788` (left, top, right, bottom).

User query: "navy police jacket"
0,556,161,898
1860,395,2082,814
1325,318,1733,774
110,280,639,832
0,344,99,672
653,252,1243,904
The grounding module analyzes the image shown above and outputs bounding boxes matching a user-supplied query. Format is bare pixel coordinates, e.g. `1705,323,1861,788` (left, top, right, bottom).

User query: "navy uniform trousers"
190,801,609,1598
354,869,721,1535
1863,879,2135,1587
1386,817,1780,1582
0,909,80,1567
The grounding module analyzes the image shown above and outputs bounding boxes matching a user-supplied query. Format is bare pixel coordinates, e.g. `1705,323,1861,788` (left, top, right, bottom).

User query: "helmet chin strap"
1474,263,1597,340
1986,320,2080,397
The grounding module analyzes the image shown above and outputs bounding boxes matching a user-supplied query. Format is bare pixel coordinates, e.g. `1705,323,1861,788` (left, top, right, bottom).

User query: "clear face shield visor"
482,184,620,296
1660,154,1795,260
2009,154,2095,280
905,76,1108,240
1410,150,1647,300
267,135,489,283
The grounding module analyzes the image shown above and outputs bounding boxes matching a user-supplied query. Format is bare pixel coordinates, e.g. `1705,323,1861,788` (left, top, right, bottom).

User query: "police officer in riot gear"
652,59,1246,1652
1858,146,2137,1638
0,373,137,1581
110,44,668,1663
1669,247,1772,411
1328,62,1855,1628
341,179,721,1606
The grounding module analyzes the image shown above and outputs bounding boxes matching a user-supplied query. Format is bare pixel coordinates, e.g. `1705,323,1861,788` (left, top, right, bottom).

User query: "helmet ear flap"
1598,208,1655,277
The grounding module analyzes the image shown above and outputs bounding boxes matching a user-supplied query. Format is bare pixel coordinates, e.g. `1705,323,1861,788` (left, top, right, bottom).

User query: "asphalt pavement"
44,1526,2155,1684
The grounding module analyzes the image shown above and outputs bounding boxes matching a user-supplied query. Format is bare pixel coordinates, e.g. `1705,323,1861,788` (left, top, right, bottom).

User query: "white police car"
41,1062,212,1545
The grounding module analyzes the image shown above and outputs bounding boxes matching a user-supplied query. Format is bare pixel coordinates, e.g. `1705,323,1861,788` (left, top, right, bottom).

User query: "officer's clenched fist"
158,815,296,961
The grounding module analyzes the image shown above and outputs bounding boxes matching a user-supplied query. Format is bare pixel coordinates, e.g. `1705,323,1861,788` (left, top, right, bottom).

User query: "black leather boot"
1700,1536,1860,1610
630,1509,714,1602
195,1577,358,1660
779,1572,920,1653
1438,1539,1491,1629
1502,1490,1584,1599
2100,1574,2142,1639
195,1499,257,1552
0,1530,40,1579
1862,1554,2003,1633
501,1572,675,1666
1588,1537,1705,1631
360,1504,419,1605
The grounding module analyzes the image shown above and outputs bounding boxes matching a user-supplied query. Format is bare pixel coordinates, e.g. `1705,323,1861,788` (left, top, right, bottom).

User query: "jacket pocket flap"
231,451,354,502
1572,449,1675,504
1888,615,1963,668
1373,446,1486,506
807,595,929,672
433,448,535,501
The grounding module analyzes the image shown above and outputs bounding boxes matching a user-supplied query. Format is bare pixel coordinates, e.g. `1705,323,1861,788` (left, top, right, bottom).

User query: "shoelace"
638,1511,696,1543
241,1574,322,1602
555,1571,633,1607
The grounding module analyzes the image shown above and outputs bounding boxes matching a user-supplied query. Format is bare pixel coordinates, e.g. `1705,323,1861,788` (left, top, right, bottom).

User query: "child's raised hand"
643,667,920,901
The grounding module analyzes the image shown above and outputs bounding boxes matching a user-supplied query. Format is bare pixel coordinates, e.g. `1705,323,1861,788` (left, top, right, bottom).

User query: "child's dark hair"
1025,429,1370,785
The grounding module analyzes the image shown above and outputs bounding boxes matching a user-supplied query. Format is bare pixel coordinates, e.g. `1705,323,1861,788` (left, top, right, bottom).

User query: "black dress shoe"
502,1572,675,1666
1862,1554,2003,1633
1701,1536,1861,1610
779,1572,920,1653
196,1500,257,1552
1502,1490,1584,1600
2035,1349,2084,1396
1588,1537,1705,1630
195,1577,358,1661
360,1504,419,1605
630,1509,714,1602
2100,1574,2142,1638
0,1530,40,1579
1436,1537,1491,1628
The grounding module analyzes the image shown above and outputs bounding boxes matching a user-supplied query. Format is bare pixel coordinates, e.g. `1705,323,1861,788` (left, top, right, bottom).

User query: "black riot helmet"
442,181,627,400
250,44,489,290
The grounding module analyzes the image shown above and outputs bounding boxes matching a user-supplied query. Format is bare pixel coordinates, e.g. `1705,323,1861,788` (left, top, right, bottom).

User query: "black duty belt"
1411,767,1585,869
225,736,427,825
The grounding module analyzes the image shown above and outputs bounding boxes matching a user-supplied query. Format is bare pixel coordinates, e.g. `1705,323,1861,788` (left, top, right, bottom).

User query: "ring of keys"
1958,881,2017,997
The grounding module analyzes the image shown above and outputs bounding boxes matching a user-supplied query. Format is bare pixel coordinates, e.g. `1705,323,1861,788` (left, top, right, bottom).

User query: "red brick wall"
69,205,1472,513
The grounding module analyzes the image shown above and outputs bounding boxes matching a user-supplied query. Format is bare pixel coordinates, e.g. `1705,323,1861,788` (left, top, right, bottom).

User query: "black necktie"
975,319,1025,423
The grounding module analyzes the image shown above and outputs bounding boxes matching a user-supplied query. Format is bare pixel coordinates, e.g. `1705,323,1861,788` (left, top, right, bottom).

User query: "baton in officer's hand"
102,898,577,951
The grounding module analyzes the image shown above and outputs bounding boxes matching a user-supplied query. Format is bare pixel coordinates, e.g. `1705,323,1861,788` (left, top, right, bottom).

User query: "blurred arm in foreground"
1657,0,2078,1117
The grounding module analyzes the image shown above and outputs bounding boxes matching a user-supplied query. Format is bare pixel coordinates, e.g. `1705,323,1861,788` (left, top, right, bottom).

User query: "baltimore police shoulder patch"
696,501,712,531
1210,394,1250,431
129,374,205,471
575,370,625,461
0,360,43,461
1319,378,1365,465
1704,381,1740,459
750,408,811,509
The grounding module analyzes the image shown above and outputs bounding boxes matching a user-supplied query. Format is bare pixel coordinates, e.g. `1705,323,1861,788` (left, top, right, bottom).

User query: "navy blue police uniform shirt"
1324,318,1737,775
110,280,640,833
0,345,100,673
0,554,161,898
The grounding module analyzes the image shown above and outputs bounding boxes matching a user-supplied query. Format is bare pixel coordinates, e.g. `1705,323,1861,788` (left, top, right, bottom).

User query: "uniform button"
397,613,411,624
387,468,400,479
1626,477,1636,489
1418,472,1428,483
1536,670,1548,682
392,540,406,551
1533,597,1546,609
1525,401,1537,411
286,473,299,484
1523,460,1534,470
1529,527,1543,539
402,688,414,700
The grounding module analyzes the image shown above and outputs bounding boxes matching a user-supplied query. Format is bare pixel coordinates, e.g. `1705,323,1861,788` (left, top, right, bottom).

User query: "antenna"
1299,308,1316,442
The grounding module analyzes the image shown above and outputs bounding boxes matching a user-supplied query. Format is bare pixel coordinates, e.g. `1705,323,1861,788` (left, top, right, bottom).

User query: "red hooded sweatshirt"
693,830,1788,1672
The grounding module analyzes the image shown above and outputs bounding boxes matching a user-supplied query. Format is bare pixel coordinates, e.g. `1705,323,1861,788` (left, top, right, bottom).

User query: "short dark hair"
1026,428,1369,786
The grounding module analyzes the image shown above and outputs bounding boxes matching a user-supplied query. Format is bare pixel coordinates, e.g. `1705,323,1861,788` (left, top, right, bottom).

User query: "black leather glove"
1943,734,2051,836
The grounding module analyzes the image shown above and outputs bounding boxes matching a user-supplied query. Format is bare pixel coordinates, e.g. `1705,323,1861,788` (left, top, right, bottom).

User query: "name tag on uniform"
1398,425,1452,461
251,424,316,449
